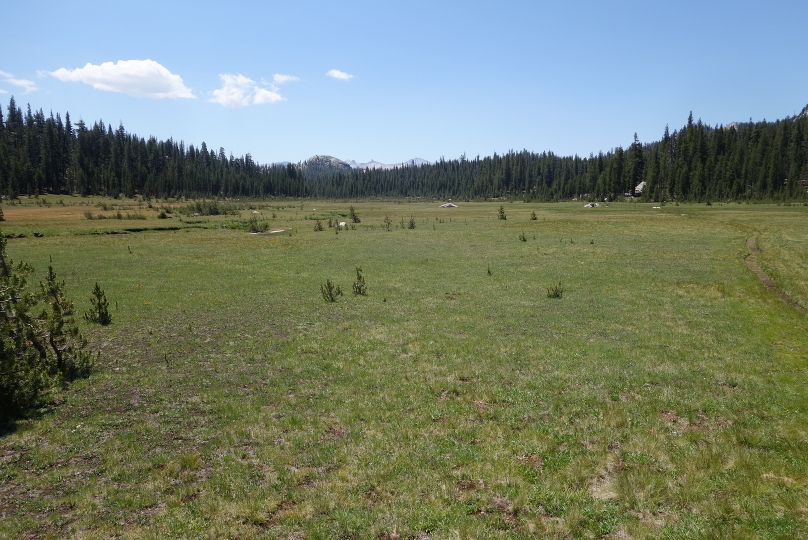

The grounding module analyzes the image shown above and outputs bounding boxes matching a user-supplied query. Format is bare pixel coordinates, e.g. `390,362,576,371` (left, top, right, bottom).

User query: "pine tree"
84,282,112,325
0,237,93,420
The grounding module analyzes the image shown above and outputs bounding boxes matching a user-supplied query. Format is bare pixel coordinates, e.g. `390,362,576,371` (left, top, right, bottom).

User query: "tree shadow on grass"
0,406,51,437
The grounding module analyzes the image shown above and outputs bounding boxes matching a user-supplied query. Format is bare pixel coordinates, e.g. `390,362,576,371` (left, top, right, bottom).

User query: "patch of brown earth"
456,479,484,491
517,454,544,469
660,410,732,433
590,444,624,500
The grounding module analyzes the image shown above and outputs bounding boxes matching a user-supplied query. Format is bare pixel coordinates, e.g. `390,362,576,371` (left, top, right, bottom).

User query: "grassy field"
1,196,807,539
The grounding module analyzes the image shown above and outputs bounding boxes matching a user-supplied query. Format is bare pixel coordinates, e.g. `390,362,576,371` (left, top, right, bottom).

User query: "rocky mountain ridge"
302,155,430,176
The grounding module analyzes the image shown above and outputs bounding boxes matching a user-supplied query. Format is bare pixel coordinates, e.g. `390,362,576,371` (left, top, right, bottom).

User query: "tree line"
306,109,808,201
1,96,807,201
0,97,305,199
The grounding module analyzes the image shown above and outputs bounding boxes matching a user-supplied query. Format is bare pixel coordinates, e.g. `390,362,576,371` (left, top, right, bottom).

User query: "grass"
1,198,807,538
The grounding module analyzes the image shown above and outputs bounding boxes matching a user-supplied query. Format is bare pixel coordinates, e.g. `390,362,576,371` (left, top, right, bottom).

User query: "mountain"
302,155,354,177
346,158,430,170
301,155,431,177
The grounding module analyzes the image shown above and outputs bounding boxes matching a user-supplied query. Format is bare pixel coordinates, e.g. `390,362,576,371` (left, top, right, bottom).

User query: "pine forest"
1,96,807,202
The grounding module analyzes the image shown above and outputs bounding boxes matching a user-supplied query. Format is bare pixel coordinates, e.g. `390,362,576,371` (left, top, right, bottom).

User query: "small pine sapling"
314,220,324,231
349,205,361,223
498,205,507,220
383,215,392,231
546,281,564,299
85,282,112,325
530,211,537,220
519,231,527,242
352,267,367,296
408,216,416,229
321,279,343,302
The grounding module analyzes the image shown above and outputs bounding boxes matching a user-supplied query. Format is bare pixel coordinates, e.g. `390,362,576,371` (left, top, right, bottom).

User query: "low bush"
247,216,268,233
321,279,343,302
352,267,367,296
84,283,112,325
547,281,564,298
349,205,361,223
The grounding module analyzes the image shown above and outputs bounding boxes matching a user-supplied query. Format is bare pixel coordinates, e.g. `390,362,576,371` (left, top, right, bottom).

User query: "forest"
1,95,806,202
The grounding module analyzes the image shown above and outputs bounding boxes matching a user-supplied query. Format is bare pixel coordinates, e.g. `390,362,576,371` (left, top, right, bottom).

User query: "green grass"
1,200,807,539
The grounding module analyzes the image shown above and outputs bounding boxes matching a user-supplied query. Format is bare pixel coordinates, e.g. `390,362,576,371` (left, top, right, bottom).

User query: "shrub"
519,231,527,242
0,238,94,420
179,200,234,216
530,211,537,220
321,279,343,302
408,216,416,229
314,220,324,231
498,205,507,220
547,282,564,298
84,211,94,220
84,282,112,325
349,205,361,223
352,267,367,296
247,216,267,233
384,215,392,231
158,210,168,219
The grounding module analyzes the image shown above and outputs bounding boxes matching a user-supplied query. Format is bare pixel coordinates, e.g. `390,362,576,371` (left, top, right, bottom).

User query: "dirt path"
745,236,807,314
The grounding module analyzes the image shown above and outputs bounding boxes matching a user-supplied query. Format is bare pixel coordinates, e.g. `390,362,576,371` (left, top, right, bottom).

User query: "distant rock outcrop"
346,158,430,170
301,155,430,177
302,155,354,177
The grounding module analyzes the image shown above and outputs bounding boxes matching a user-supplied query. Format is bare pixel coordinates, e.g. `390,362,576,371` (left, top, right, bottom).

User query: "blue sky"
2,0,806,165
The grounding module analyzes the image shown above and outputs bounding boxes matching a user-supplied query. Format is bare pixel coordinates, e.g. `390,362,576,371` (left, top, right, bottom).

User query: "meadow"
1,196,807,539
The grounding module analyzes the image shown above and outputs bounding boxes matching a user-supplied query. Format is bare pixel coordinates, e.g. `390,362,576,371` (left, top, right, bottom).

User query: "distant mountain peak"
346,158,430,170
302,155,353,177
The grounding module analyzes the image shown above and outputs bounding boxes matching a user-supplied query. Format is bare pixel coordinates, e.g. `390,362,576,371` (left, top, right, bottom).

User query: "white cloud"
253,86,283,104
49,59,194,98
0,70,38,94
210,73,284,107
326,69,353,80
273,73,299,84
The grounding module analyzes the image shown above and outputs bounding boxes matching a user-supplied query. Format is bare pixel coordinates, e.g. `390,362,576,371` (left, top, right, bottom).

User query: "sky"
2,0,806,165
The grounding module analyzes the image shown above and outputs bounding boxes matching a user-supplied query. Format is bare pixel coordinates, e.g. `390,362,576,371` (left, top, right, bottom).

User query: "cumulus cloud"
49,59,194,98
273,73,299,84
326,69,353,80
210,73,284,107
0,70,38,94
